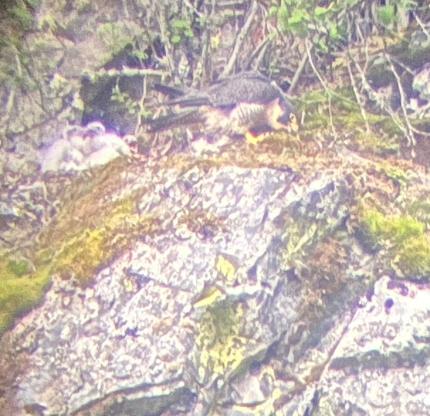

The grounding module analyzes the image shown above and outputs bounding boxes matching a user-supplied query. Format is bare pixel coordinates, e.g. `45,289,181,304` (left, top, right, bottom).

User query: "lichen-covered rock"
1,139,428,415
286,275,430,416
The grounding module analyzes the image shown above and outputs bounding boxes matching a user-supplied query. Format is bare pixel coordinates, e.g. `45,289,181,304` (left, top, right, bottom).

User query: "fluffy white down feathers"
39,122,136,173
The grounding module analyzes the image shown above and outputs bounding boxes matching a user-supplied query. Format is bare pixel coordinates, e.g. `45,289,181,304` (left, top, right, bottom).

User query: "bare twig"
221,0,259,77
351,55,410,141
196,0,216,84
244,35,271,70
135,75,148,135
83,68,167,82
352,29,430,142
252,38,271,71
183,0,202,16
413,11,430,39
305,40,338,141
289,50,308,94
346,58,370,133
385,53,416,145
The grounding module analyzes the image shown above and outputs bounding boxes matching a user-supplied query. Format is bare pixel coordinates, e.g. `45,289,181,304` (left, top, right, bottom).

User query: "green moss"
360,208,430,279
0,186,160,336
299,87,402,154
7,259,31,277
355,130,400,154
49,197,157,286
362,210,424,245
0,262,51,333
377,162,412,184
397,235,430,277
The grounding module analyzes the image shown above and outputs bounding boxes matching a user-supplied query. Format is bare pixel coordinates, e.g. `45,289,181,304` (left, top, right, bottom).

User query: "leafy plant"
271,0,350,53
111,82,140,115
170,18,193,45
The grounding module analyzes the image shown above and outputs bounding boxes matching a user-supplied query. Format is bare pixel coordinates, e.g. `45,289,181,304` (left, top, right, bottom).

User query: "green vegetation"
298,87,405,154
48,198,157,286
360,208,430,279
0,168,162,336
7,259,31,277
271,0,416,52
170,18,194,45
0,259,50,333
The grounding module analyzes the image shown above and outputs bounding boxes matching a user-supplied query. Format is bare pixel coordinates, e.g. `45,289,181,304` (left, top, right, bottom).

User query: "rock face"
2,1,430,415
1,147,429,415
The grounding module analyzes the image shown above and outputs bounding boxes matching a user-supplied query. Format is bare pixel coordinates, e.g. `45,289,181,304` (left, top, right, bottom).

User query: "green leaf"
184,29,194,38
317,39,329,53
377,5,395,26
315,6,330,17
328,22,341,40
172,19,189,29
288,9,307,25
171,34,181,44
133,50,148,61
269,5,278,16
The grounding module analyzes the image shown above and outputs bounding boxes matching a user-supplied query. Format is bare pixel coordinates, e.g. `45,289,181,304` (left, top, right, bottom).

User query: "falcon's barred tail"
146,109,203,132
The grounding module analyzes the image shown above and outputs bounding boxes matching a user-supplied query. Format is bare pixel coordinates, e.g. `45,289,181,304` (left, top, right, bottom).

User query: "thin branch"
352,29,430,141
385,53,416,145
221,0,259,77
83,68,167,82
135,74,148,135
305,39,337,141
289,50,308,94
244,35,271,70
183,0,202,16
346,57,370,133
413,11,430,39
351,55,411,142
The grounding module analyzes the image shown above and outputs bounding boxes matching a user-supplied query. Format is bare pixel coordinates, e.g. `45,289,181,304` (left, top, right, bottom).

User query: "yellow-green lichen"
215,254,237,283
360,208,430,279
196,299,247,383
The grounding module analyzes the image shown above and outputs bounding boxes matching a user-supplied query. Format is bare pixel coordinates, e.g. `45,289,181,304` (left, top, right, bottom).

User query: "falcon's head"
265,96,298,133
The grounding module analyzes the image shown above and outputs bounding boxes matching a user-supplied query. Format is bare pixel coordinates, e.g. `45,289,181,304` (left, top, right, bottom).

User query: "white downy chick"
40,139,74,173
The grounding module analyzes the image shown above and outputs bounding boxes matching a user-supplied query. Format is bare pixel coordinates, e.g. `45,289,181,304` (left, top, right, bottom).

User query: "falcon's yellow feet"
245,131,271,145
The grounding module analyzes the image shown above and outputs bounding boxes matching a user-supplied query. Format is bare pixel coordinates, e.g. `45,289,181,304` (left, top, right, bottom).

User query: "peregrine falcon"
147,72,297,142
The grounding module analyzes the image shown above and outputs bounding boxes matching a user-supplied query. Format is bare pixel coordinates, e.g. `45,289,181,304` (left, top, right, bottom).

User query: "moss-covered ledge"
359,207,430,280
0,162,161,335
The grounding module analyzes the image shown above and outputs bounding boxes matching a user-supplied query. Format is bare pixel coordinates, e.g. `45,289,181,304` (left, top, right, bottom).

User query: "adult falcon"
147,71,297,143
